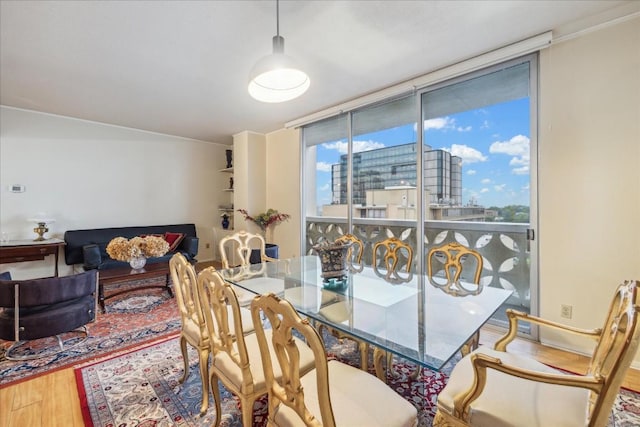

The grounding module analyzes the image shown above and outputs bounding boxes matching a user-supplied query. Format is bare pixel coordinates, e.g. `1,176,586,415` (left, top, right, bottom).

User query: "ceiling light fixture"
248,0,310,103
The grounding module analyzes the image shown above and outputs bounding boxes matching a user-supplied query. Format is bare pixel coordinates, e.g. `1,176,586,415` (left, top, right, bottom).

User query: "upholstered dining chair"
197,267,316,427
219,230,280,305
427,241,484,297
335,233,364,272
251,292,418,427
0,270,98,361
169,253,255,416
434,279,640,427
372,236,414,283
427,241,485,356
219,230,277,269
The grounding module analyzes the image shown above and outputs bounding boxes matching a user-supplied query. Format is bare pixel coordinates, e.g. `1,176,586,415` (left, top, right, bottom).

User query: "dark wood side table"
0,238,66,277
97,262,173,312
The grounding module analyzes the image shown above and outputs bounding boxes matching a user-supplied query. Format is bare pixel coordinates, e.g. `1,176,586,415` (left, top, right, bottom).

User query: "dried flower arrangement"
106,236,170,261
237,208,290,231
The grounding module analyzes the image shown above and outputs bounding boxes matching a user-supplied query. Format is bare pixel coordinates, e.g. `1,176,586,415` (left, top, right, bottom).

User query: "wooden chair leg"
210,372,222,427
197,347,210,416
178,336,189,383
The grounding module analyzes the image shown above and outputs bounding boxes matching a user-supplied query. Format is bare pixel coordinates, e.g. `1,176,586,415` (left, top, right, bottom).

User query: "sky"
313,97,531,209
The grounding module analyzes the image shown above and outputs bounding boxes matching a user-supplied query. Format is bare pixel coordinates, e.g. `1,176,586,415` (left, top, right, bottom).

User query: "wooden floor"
2,325,638,427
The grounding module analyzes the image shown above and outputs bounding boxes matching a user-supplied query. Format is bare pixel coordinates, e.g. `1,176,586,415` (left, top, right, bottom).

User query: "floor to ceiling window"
302,54,537,334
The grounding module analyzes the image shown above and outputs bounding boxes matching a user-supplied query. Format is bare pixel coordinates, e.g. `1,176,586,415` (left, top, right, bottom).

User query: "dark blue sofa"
64,224,198,270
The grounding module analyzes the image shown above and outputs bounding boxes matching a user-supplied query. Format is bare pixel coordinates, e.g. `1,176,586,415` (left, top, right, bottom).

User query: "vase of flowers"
106,236,170,270
237,208,290,241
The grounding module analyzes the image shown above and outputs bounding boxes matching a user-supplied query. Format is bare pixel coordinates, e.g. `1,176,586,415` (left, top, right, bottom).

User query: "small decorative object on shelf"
106,236,169,270
221,213,230,230
229,177,234,189
313,239,353,282
225,149,233,168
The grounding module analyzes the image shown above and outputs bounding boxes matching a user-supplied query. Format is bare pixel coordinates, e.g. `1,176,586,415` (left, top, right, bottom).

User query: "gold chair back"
219,230,275,269
251,293,335,427
427,242,484,296
372,236,414,283
335,233,364,272
169,253,210,415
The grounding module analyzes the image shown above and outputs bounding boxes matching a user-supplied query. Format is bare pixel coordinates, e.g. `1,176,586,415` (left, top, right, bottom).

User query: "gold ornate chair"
427,241,484,297
427,241,484,355
434,279,640,427
250,293,418,427
372,236,414,283
335,233,364,272
316,234,369,370
219,230,277,269
197,267,316,427
169,253,255,416
219,230,280,305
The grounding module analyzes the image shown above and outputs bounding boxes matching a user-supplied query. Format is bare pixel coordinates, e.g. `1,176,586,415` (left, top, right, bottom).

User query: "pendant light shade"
248,2,310,103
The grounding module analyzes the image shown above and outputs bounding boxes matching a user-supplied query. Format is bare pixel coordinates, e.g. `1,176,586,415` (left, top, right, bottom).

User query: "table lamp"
27,216,55,241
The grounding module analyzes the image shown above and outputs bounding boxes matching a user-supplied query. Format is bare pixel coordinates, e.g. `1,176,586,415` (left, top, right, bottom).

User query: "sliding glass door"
302,54,537,335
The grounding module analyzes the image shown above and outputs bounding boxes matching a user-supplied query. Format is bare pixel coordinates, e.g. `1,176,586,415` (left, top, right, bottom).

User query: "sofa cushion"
164,232,185,252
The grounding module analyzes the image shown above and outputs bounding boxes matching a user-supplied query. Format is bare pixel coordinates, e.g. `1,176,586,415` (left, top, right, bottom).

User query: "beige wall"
538,17,640,361
0,107,228,278
265,128,302,259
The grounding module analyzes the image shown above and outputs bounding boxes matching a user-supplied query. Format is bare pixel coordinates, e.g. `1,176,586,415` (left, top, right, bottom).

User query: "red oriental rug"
0,278,181,388
74,333,640,427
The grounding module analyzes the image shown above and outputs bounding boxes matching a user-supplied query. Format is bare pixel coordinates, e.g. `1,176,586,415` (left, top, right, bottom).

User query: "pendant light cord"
276,0,280,37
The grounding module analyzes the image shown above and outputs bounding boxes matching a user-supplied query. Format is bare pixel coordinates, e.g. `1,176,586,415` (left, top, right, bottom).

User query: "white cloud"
489,134,530,174
466,169,477,175
480,188,490,193
319,183,330,192
423,117,472,133
446,144,488,165
481,120,490,129
424,117,455,131
322,139,384,155
494,184,507,192
481,178,491,184
512,166,529,175
316,162,333,172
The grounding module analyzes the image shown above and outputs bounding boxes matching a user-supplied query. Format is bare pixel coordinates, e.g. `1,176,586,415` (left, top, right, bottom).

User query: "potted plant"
237,209,290,259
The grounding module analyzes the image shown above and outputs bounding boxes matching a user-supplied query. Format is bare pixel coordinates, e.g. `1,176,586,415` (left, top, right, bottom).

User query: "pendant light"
248,0,310,103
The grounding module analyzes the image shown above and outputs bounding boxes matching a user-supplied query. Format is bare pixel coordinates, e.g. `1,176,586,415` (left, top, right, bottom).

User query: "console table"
0,238,66,277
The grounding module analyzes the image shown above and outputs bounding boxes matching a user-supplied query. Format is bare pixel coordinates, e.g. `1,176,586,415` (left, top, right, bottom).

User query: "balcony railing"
305,216,530,310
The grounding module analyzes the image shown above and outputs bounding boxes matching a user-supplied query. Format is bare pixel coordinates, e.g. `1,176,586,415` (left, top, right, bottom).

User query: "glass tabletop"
219,255,512,371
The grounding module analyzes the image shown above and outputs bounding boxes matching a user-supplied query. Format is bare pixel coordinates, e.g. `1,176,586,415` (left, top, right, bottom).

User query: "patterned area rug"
0,277,181,387
75,333,640,427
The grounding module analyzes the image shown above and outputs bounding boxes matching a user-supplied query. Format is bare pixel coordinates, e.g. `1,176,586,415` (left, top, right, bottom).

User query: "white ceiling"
0,1,636,145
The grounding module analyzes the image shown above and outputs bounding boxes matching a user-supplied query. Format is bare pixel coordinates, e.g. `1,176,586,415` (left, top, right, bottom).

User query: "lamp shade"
248,35,310,103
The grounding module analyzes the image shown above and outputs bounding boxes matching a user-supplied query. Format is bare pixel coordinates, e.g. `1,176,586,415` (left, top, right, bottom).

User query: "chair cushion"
213,330,315,393
438,347,590,427
182,306,255,346
273,360,417,427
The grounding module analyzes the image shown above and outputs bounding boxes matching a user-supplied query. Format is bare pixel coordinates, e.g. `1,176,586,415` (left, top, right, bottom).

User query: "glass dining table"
218,255,513,377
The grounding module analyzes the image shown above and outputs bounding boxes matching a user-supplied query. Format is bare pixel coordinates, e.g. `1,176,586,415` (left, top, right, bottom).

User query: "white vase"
129,256,147,270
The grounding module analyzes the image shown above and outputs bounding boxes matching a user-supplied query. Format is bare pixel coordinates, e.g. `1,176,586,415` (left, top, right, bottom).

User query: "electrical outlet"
561,304,572,319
